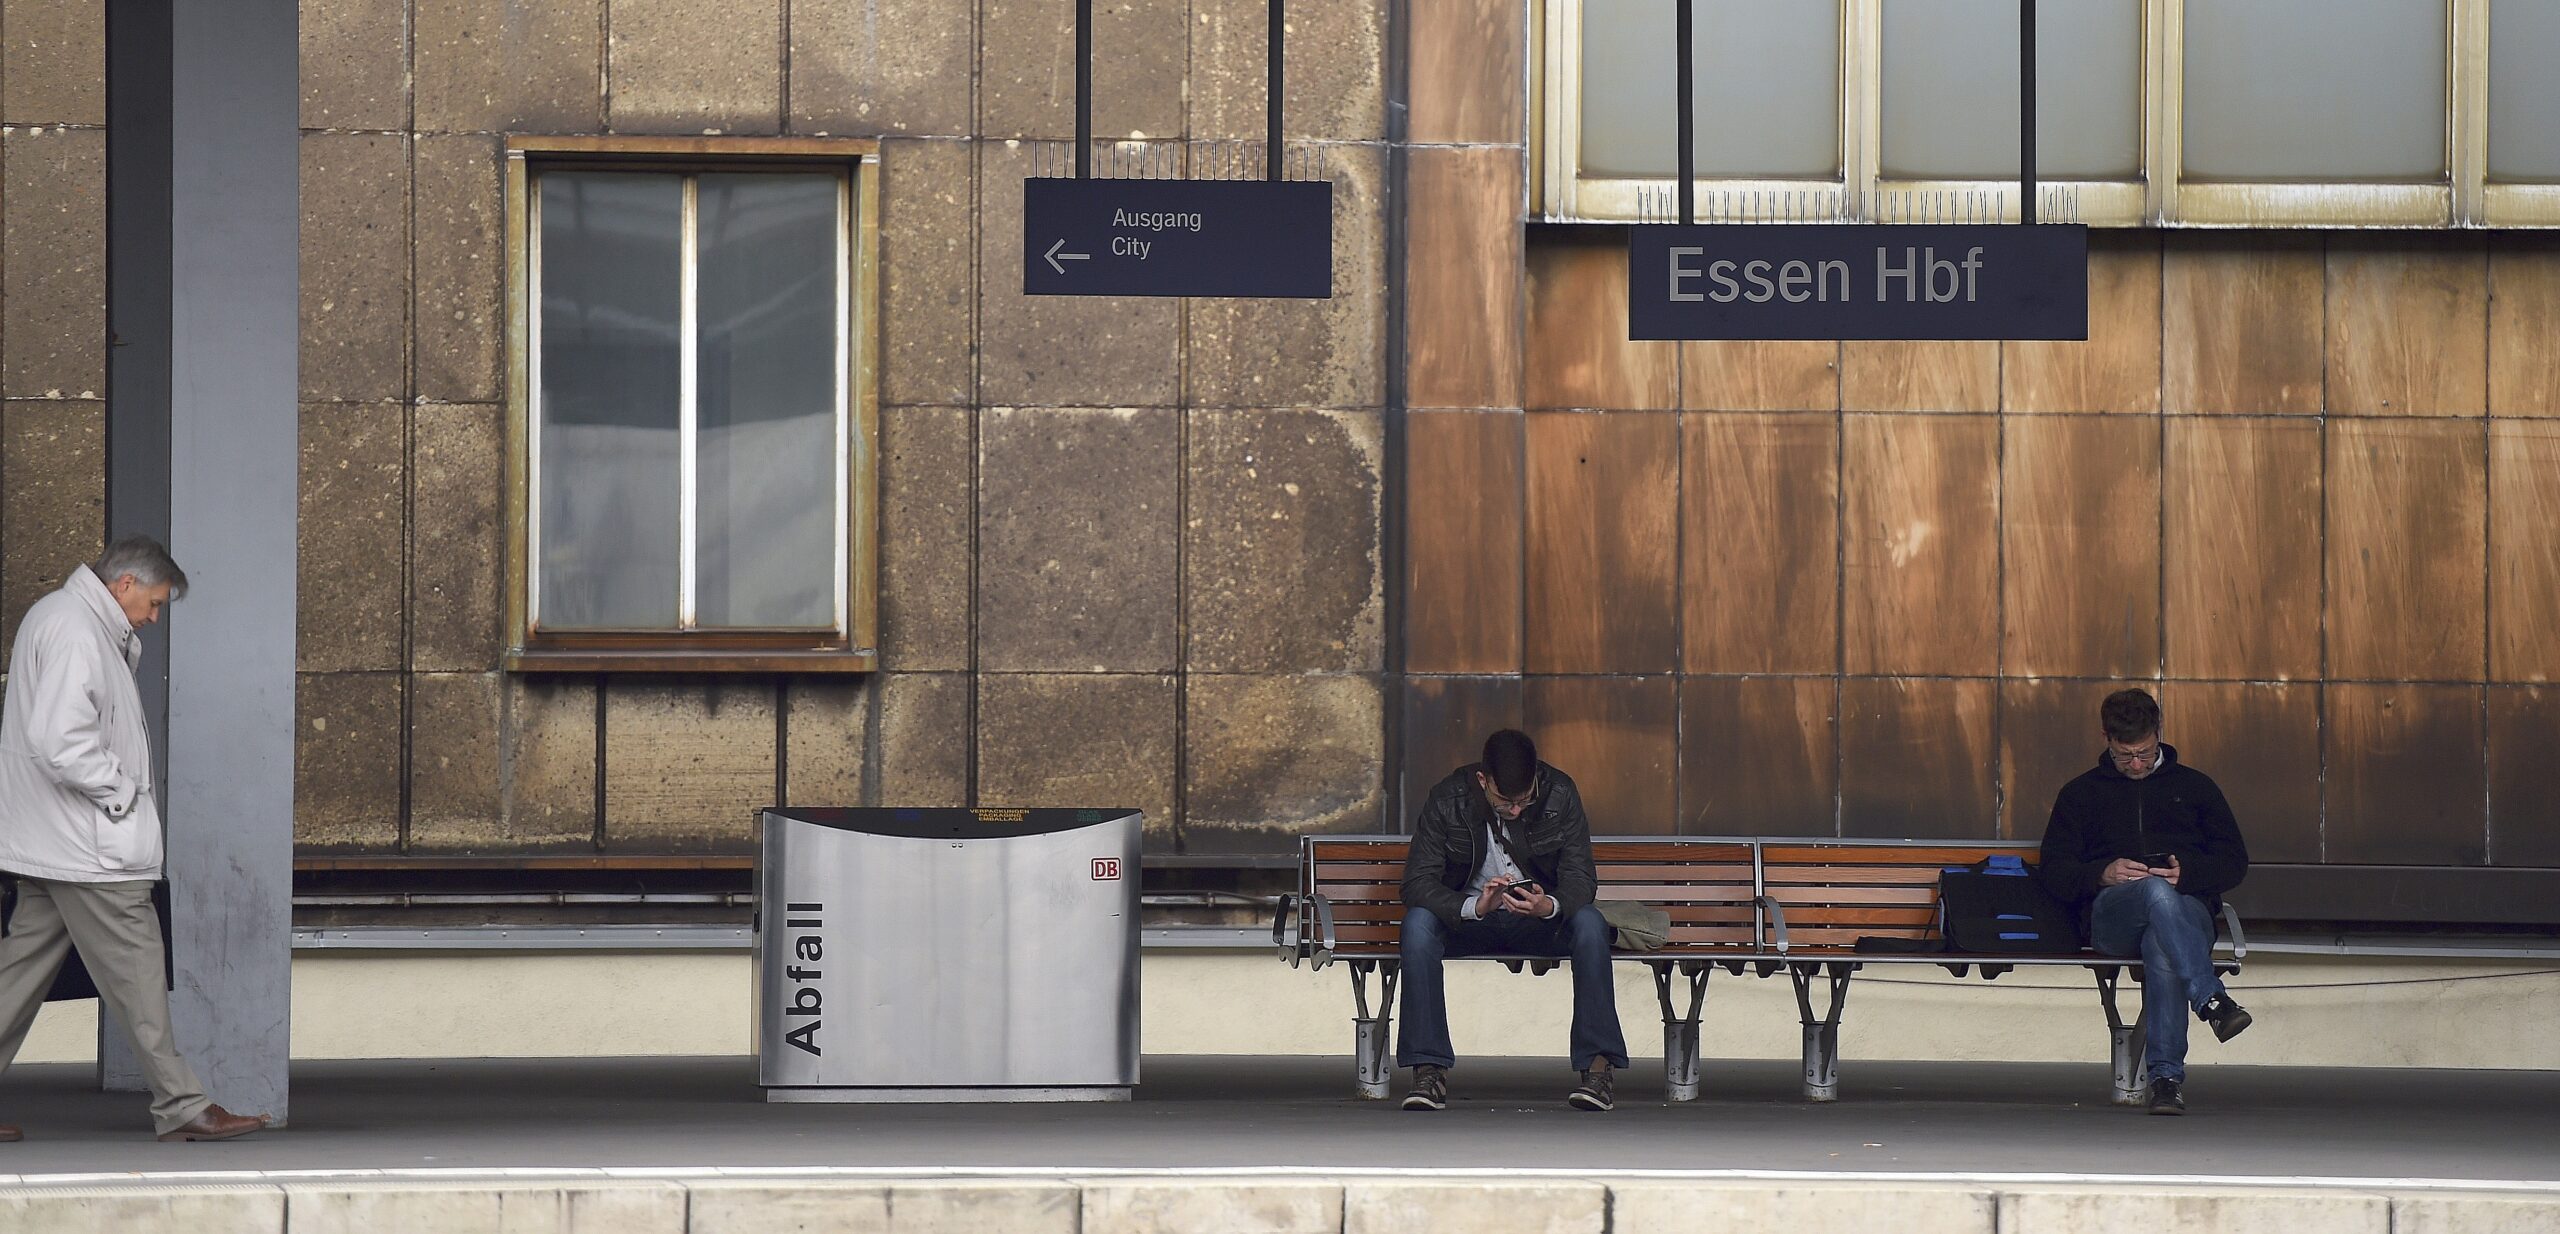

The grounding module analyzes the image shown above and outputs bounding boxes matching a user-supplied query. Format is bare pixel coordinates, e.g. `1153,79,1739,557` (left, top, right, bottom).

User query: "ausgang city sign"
1022,176,1333,299
1626,223,2090,341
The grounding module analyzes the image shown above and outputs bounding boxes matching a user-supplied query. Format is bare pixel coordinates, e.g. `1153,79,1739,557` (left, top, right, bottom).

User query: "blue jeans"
1394,904,1630,1072
2089,877,2226,1083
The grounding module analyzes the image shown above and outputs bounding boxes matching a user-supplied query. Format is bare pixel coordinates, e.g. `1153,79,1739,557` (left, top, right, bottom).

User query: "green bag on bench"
1597,899,1670,951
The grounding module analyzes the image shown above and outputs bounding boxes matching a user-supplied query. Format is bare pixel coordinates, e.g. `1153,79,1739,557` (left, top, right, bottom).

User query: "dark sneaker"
2199,993,2253,1043
1569,1059,1616,1112
1401,1064,1448,1111
2146,1078,2186,1115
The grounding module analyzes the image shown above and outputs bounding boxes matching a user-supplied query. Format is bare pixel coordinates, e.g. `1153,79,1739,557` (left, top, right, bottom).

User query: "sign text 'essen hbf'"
1626,223,2089,341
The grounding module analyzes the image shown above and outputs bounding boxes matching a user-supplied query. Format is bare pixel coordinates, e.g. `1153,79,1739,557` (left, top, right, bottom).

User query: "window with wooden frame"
504,137,880,673
1539,0,2556,228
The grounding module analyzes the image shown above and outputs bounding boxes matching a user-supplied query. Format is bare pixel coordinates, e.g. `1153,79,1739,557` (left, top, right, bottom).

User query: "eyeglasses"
1481,773,1541,813
2108,740,2162,768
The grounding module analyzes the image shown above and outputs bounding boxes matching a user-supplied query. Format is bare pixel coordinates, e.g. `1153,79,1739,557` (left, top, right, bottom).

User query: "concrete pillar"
103,0,299,1123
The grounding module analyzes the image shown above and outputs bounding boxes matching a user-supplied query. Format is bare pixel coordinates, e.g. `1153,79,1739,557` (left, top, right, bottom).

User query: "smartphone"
2140,852,2176,870
1501,881,1543,900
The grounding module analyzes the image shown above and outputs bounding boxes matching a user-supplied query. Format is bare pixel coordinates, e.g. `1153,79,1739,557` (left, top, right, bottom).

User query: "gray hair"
92,535,190,599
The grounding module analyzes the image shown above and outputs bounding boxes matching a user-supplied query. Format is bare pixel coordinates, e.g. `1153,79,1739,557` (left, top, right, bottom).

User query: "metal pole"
2020,0,2037,223
1268,0,1285,180
1675,0,1694,225
1075,0,1093,178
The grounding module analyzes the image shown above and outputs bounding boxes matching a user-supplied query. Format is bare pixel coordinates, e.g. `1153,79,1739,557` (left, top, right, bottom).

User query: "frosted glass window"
1580,0,1841,178
537,173,684,631
534,168,850,634
1881,0,2142,180
694,174,842,629
2490,0,2560,181
2182,0,2448,182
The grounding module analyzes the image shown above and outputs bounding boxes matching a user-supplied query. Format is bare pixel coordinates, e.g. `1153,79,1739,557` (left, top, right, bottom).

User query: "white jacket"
0,565,162,882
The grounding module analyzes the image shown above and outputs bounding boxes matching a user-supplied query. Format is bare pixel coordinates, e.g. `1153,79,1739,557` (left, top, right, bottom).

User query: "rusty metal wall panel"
1679,675,1836,835
2163,233,2324,415
2005,233,2163,414
1681,412,1838,675
2488,686,2560,867
2164,417,2323,681
1998,678,2122,842
2489,234,2560,417
2160,680,2323,864
1525,411,1678,673
1842,340,1998,412
1524,675,1679,835
2325,682,2488,866
2491,420,2560,683
1842,414,1999,676
2003,416,2162,678
2327,235,2489,417
1681,340,1839,412
1406,411,1523,674
1525,239,1676,410
1399,675,1524,819
1838,676,1996,840
2328,419,2489,681
1405,146,1522,410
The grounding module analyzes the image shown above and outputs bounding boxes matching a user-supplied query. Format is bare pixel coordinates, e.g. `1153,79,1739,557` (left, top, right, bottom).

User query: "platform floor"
3,1055,2555,1185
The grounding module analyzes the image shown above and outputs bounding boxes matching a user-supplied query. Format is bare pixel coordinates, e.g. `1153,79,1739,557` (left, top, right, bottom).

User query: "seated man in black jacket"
1396,729,1628,1113
2037,688,2253,1116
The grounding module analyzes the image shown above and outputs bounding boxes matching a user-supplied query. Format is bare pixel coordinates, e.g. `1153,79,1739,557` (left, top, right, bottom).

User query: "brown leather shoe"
0,1124,22,1143
156,1104,267,1142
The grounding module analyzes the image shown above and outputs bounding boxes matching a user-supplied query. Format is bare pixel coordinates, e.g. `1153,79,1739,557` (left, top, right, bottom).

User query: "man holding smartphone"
1394,729,1628,1112
2036,689,2253,1116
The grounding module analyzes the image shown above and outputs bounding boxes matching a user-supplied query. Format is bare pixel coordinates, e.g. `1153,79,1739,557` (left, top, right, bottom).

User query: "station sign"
1627,224,2089,341
1023,177,1332,299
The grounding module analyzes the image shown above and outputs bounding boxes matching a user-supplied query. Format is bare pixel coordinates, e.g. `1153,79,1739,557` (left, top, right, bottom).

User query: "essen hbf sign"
1627,223,2090,341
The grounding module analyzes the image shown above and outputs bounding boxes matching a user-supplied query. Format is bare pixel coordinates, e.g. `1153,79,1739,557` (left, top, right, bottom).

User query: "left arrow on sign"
1044,238,1091,275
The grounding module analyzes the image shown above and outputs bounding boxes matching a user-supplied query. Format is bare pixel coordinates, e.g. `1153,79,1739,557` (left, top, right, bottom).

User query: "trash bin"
755,806,1142,1102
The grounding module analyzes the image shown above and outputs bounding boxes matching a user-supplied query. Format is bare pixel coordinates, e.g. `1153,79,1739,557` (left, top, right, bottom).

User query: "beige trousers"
0,876,212,1135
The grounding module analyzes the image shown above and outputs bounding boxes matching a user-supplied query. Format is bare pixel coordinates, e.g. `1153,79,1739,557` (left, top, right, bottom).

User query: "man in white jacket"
0,537,264,1142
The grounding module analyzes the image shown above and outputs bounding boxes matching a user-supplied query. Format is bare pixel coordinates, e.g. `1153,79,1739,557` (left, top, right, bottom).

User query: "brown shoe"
0,1124,21,1143
156,1104,268,1142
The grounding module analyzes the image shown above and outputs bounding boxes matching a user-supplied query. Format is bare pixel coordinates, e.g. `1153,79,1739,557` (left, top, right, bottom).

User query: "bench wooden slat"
1763,885,1936,906
1321,903,1759,925
1763,844,2027,865
1316,881,1753,902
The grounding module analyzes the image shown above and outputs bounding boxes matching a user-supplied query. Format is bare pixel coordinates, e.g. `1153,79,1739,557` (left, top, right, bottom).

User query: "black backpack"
1935,854,2084,954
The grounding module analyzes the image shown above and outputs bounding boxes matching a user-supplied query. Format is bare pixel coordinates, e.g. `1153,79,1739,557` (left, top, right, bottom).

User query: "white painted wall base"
16,949,2557,1070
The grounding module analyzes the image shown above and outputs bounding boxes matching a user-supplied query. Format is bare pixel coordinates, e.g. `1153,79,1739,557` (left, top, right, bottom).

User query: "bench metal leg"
1651,960,1711,1102
1789,962,1855,1102
1348,961,1400,1100
2095,965,2148,1107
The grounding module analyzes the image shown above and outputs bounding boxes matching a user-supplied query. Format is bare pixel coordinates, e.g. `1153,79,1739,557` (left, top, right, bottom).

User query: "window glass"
2490,0,2560,182
694,174,842,629
2182,0,2447,182
1881,0,2142,180
1579,0,1841,179
537,172,684,630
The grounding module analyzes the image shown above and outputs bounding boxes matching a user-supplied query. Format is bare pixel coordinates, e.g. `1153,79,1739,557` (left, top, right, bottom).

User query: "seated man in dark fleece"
2037,688,2254,1116
1395,729,1629,1112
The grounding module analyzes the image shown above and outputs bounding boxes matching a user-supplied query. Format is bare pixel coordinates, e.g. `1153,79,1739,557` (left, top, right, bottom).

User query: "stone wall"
0,0,109,674
291,1,1391,857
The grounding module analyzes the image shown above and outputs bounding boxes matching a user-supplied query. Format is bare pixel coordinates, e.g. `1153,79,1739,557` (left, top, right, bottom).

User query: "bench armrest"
1309,892,1340,971
1756,894,1790,955
2220,901,2248,960
1271,892,1302,966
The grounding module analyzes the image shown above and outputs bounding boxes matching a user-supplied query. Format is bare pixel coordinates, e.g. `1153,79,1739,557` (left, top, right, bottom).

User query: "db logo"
1091,858,1122,881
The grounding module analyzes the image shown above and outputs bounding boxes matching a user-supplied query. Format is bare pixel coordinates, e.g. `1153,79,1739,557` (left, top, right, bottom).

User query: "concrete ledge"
0,1183,285,1233
1610,1181,1996,1234
0,1176,2552,1233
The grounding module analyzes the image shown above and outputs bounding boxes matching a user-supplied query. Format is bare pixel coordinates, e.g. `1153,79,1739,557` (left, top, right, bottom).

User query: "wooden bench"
1276,835,2246,1105
1272,834,1771,1100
